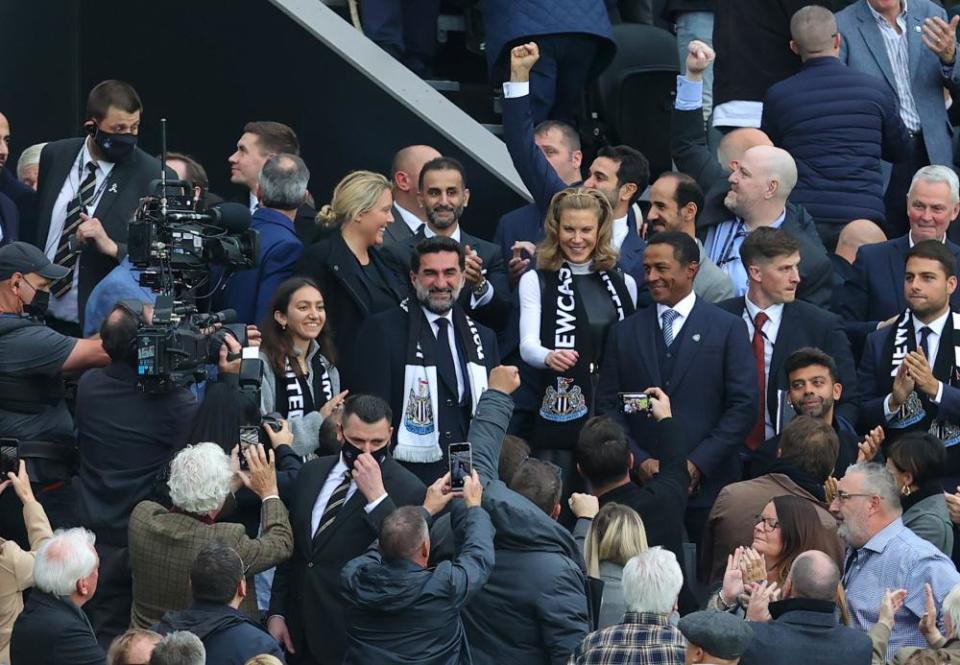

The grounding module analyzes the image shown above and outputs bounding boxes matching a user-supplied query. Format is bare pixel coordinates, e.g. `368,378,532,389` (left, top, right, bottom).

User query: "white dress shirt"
310,456,388,535
422,224,495,308
423,306,466,400
885,307,950,417
395,203,424,235
656,290,697,338
612,214,629,251
908,231,947,247
249,191,258,213
744,297,785,439
45,138,115,323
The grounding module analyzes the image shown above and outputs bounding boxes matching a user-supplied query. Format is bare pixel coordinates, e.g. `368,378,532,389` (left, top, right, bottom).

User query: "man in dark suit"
717,228,858,452
0,190,17,246
597,231,757,544
352,236,500,484
840,166,960,343
213,153,306,324
384,144,441,247
739,551,872,665
10,527,105,665
858,240,960,485
837,0,960,233
267,394,426,665
0,111,37,235
227,120,318,244
31,80,174,335
381,156,511,332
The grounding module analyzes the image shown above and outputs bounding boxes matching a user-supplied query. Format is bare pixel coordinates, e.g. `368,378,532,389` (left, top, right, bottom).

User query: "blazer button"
308,562,314,568
445,399,454,407
444,431,452,439
666,353,672,359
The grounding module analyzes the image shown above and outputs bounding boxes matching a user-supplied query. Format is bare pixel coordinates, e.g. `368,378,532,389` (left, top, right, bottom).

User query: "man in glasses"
830,462,959,659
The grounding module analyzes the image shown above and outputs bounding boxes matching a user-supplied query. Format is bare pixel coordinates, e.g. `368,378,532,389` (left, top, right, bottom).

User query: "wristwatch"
473,278,490,297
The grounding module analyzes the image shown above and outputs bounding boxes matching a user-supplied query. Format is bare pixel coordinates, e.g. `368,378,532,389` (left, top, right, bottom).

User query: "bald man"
762,5,909,247
738,550,872,665
384,144,441,246
701,145,834,306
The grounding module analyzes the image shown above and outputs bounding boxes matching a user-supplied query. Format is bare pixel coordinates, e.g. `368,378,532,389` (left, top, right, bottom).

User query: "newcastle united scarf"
275,351,334,418
396,300,488,463
884,309,960,446
534,264,633,448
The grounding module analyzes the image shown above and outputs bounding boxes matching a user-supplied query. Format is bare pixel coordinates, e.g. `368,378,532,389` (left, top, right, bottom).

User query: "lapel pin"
108,183,118,194
692,334,701,342
915,25,922,32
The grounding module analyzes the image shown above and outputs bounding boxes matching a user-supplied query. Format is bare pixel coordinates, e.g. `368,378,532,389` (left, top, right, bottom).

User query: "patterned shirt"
866,0,922,131
567,612,685,665
842,518,960,660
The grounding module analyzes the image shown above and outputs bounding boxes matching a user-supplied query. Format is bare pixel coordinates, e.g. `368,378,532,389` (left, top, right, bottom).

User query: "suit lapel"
856,3,898,90
38,140,84,246
301,458,338,559
92,159,133,229
311,485,366,554
328,234,372,314
933,313,956,383
768,304,799,421
889,236,909,311
906,5,925,90
638,308,663,387
667,299,707,389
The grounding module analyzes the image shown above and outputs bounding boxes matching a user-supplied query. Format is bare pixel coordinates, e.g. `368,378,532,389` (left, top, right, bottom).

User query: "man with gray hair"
128,441,293,629
9,527,105,664
761,5,909,246
213,152,308,324
830,462,960,658
739,550,873,665
701,144,834,306
148,631,205,665
17,142,46,190
568,548,686,664
841,165,960,341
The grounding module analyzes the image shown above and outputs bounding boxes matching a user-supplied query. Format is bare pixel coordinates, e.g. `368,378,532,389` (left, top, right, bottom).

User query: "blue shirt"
83,257,156,337
842,517,960,659
704,211,786,296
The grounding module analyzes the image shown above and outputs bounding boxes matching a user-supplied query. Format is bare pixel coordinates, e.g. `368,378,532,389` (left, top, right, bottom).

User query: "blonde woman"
518,187,637,468
294,171,405,369
569,497,649,629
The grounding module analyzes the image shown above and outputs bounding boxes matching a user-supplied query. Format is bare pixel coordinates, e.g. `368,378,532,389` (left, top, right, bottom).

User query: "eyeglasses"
753,515,780,531
835,491,874,503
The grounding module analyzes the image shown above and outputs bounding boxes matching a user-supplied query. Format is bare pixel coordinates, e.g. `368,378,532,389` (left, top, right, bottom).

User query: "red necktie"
746,311,769,451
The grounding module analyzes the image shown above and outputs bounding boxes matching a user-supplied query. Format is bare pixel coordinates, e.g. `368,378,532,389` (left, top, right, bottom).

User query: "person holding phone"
518,187,637,477
259,276,349,456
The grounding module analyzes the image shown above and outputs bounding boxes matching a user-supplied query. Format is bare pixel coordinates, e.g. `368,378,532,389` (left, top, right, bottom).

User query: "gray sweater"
259,343,340,456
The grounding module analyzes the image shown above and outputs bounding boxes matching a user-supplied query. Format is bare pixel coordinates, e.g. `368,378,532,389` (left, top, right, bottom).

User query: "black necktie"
51,161,98,297
314,470,351,539
919,326,933,360
435,318,461,401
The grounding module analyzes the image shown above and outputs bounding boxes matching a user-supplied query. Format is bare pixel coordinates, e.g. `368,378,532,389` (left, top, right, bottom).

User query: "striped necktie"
661,308,680,347
314,470,352,539
51,161,99,297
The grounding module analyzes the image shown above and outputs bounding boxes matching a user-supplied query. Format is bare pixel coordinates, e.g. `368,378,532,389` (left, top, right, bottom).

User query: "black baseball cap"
0,241,70,281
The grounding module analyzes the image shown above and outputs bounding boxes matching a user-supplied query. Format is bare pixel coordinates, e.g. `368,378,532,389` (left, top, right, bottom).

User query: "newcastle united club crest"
404,379,435,435
540,377,588,423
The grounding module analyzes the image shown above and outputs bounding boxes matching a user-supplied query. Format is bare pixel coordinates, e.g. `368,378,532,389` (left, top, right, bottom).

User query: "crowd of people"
6,0,960,663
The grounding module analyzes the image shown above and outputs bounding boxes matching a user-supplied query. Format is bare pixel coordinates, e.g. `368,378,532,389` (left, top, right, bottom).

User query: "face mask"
341,441,389,470
17,280,49,319
92,127,137,163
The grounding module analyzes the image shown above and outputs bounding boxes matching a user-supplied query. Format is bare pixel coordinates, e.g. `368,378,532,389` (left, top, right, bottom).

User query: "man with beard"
352,235,500,483
830,462,959,659
859,240,960,488
646,171,733,302
716,228,858,457
381,157,511,332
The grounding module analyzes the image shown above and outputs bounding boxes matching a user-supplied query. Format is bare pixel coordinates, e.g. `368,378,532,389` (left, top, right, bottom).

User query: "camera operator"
74,299,199,649
0,241,109,530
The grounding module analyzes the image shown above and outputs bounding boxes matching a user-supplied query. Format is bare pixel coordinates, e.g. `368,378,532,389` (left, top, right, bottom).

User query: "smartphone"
619,392,651,415
0,438,18,476
448,442,473,490
238,426,260,469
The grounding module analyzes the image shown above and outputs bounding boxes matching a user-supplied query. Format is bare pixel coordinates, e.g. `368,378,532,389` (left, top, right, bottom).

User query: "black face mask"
18,280,49,319
91,127,137,163
341,441,389,470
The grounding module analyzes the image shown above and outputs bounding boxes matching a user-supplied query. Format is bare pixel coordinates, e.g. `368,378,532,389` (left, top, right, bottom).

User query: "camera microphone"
164,202,252,233
198,309,237,327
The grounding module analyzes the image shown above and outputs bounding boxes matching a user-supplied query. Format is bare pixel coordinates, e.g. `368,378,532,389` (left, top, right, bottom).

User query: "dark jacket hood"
155,602,263,640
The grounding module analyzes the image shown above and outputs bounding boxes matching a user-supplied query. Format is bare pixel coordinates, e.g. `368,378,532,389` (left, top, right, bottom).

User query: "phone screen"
449,442,472,490
239,426,260,469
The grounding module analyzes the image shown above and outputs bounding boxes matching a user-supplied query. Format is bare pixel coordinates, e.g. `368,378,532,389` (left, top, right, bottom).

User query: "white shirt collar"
249,191,258,213
423,224,461,243
395,203,425,234
421,306,454,329
908,230,947,247
867,0,907,25
913,307,951,338
744,295,785,326
656,290,697,320
612,214,629,249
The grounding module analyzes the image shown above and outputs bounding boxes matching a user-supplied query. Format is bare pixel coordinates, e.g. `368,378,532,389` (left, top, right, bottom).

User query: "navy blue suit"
597,298,758,510
839,234,960,342
0,190,17,246
0,166,35,243
214,207,303,325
